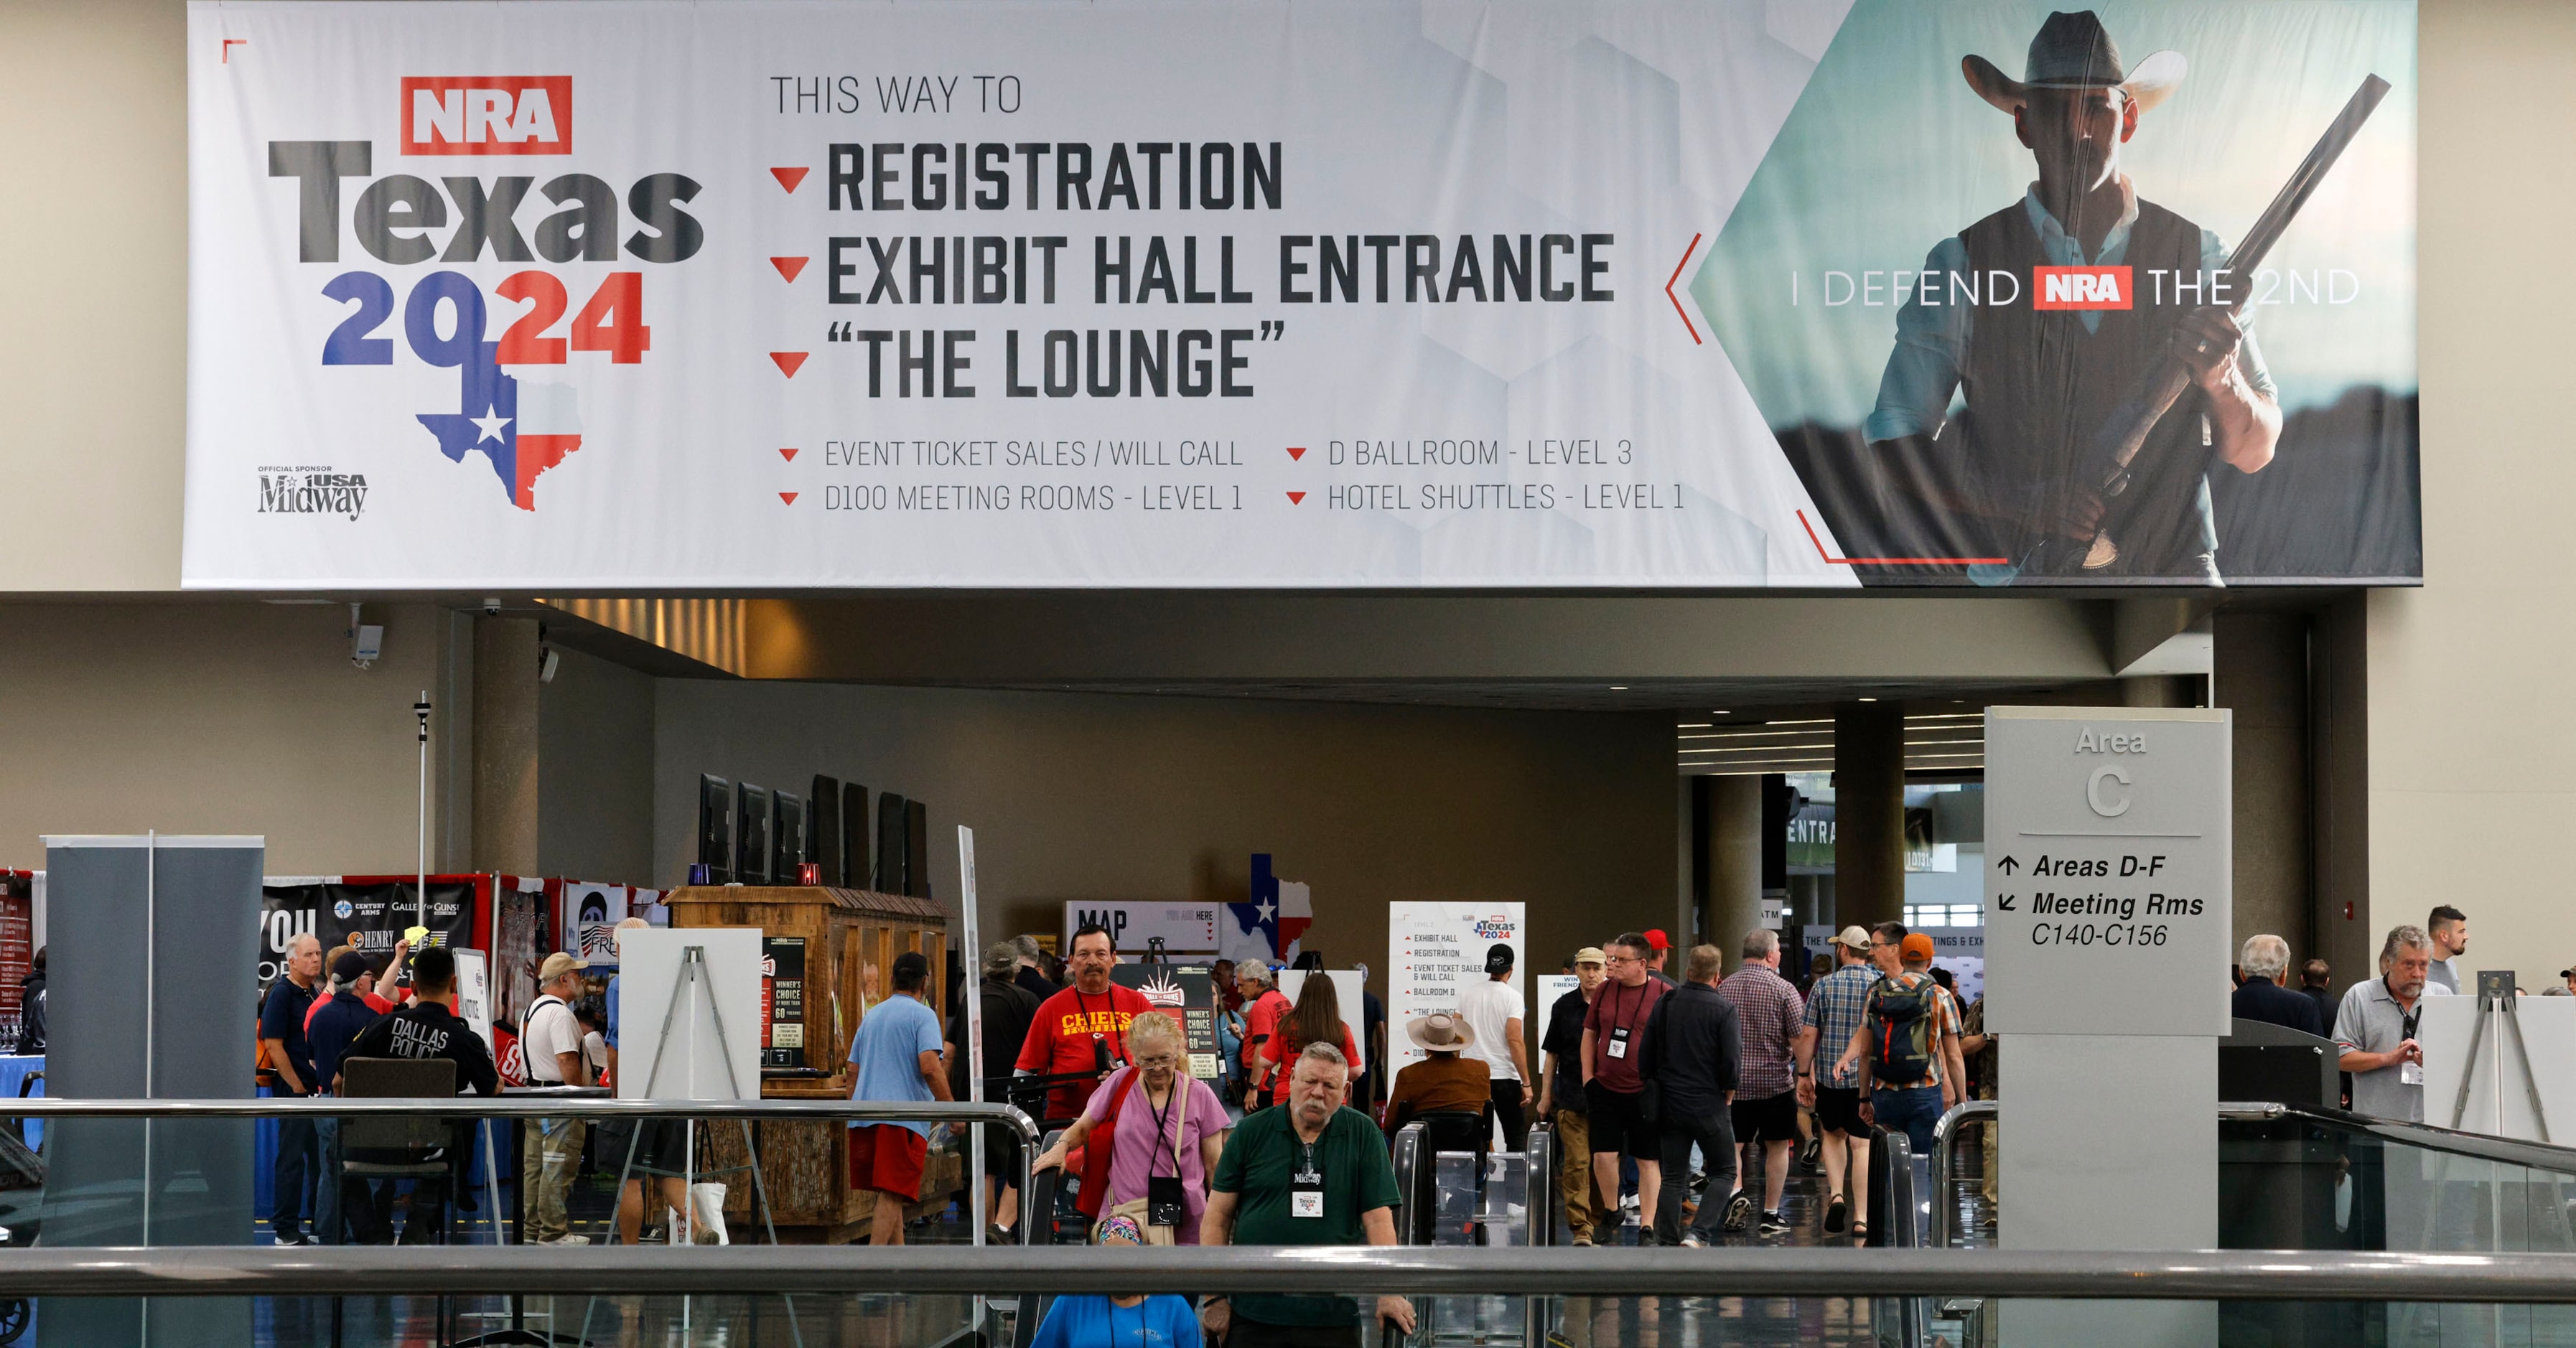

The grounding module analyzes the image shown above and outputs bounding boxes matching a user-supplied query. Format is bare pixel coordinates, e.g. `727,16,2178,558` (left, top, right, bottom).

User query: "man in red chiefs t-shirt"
1014,924,1154,1120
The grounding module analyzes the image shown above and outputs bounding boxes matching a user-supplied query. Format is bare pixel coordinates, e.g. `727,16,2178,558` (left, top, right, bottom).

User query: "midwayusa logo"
259,469,370,520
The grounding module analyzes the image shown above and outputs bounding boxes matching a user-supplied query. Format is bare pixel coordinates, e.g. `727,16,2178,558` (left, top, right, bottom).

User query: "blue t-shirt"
1029,1294,1203,1348
604,975,619,1050
848,993,944,1137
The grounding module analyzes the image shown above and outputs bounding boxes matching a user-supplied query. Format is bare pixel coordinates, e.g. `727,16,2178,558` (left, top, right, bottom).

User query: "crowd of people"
844,919,2020,1345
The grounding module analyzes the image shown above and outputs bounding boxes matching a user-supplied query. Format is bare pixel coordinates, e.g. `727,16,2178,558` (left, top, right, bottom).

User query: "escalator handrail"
1928,1100,1997,1250
1523,1120,1554,1248
1389,1120,1427,1246
2228,1100,2576,1176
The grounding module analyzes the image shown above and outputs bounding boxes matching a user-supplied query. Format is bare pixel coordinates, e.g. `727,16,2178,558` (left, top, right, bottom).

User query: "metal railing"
1929,1099,1997,1249
7,1096,1042,1242
4,1245,2576,1301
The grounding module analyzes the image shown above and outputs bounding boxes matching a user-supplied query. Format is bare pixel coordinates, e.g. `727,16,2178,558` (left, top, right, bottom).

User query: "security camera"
482,597,503,617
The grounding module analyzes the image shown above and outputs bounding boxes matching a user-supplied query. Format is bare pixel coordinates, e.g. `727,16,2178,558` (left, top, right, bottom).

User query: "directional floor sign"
1984,706,2231,1037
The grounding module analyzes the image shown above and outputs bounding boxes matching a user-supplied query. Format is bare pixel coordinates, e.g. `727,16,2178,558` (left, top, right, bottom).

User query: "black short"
978,1123,1024,1181
594,1117,689,1177
1730,1090,1798,1144
1812,1085,1863,1135
1585,1087,1658,1158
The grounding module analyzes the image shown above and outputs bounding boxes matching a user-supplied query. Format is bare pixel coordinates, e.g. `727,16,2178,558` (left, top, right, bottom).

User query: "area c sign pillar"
1984,706,2230,1347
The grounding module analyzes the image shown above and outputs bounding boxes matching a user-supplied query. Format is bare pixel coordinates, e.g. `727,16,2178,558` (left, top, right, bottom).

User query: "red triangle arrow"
770,167,809,193
1287,491,1306,505
779,492,799,505
770,352,808,377
779,447,799,462
1287,446,1307,461
771,256,809,282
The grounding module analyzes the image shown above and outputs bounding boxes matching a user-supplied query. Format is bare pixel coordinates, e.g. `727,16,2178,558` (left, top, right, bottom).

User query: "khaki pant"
523,1117,587,1242
1555,1108,1607,1241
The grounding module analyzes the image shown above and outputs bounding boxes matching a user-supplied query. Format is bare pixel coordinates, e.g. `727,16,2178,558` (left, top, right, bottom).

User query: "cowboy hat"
1964,11,2184,115
1405,1011,1477,1053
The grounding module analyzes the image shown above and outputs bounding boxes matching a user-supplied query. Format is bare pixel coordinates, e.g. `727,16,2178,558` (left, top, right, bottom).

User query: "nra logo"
401,76,572,155
2033,265,2132,311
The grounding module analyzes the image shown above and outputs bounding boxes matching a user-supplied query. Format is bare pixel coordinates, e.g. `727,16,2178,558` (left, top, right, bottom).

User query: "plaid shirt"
1801,964,1878,1090
1717,964,1806,1097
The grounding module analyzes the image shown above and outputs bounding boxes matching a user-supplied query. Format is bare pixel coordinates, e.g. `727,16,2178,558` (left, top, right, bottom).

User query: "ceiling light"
1609,685,1628,691
1858,696,1878,702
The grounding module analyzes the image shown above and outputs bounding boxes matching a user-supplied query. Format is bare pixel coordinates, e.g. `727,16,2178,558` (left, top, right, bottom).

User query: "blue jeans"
313,1118,342,1245
1871,1085,1945,1157
272,1113,320,1240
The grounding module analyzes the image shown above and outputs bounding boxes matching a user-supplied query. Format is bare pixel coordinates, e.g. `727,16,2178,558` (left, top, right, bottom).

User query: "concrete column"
2310,595,2371,996
1834,701,1906,929
1704,775,1764,958
472,615,541,874
2216,612,2310,963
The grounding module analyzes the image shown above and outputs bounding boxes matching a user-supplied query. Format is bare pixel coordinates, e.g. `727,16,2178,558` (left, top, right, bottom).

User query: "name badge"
1607,1026,1630,1060
1292,1168,1324,1218
2401,1060,2425,1086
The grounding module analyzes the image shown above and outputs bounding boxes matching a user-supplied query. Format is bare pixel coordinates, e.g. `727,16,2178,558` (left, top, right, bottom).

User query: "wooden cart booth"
665,884,956,1242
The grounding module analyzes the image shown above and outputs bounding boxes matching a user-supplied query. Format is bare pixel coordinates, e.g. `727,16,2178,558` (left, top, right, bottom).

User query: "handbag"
1109,1195,1177,1246
1074,1068,1140,1220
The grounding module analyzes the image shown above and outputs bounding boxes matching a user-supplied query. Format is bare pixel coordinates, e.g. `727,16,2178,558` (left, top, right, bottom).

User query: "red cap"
1900,932,1937,963
1643,929,1671,951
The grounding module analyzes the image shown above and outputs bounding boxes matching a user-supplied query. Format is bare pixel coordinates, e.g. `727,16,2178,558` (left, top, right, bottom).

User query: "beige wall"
2366,0,2575,981
654,681,1679,993
537,645,657,886
0,602,463,872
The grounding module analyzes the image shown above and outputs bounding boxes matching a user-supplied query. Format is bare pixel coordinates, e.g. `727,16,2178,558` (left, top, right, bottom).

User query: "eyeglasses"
1606,955,1640,966
1133,1053,1180,1068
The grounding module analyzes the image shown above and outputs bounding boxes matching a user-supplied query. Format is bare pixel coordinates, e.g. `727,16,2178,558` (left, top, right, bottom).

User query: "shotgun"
2078,73,2391,572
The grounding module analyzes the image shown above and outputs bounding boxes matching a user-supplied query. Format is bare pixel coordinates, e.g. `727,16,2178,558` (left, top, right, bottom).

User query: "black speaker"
696,774,734,882
737,782,772,884
875,792,907,894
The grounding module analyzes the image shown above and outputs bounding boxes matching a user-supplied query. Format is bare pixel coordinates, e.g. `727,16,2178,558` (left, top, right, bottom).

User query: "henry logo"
259,468,369,520
2033,265,2133,311
401,76,573,155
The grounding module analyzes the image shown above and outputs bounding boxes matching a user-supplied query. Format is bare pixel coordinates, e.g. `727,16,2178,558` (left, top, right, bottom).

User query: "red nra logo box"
2032,264,2132,311
401,76,572,154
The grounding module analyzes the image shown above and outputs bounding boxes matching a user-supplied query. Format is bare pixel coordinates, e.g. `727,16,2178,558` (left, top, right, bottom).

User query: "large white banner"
186,1,2417,590
183,0,1842,589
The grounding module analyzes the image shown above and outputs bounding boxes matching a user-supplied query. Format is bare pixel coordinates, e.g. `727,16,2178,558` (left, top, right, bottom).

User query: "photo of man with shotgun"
1865,11,2283,582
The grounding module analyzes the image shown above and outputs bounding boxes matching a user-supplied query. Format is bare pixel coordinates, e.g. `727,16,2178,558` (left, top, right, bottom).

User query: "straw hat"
1405,1011,1476,1053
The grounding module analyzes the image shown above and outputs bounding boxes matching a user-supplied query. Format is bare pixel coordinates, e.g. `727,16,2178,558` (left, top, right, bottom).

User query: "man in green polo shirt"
1201,1041,1414,1346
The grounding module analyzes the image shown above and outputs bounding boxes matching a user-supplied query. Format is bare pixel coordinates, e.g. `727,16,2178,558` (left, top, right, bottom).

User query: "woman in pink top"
1032,1011,1230,1243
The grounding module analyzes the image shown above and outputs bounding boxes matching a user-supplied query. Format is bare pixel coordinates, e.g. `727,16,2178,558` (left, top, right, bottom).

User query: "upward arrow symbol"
1997,856,2021,875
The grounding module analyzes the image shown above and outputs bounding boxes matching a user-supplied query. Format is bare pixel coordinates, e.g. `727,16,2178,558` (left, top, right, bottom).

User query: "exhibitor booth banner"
185,1,2417,589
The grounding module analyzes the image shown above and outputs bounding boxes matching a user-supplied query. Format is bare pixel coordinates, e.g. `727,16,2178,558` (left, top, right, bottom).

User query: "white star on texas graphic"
470,404,513,444
1256,900,1277,923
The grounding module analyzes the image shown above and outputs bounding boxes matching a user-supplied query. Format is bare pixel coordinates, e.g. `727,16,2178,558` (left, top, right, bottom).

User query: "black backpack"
1868,976,1938,1085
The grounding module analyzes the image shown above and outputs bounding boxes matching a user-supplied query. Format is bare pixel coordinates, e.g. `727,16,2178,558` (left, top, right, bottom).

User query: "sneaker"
535,1233,592,1246
1679,1233,1708,1249
1824,1194,1850,1235
1570,1231,1594,1247
1720,1191,1755,1233
1687,1169,1709,1197
1758,1210,1792,1236
271,1232,311,1248
1799,1137,1822,1172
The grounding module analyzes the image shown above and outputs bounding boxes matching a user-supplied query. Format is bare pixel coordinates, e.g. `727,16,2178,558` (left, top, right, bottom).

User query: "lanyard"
1146,1076,1183,1176
2389,978,2421,1040
1075,987,1106,1039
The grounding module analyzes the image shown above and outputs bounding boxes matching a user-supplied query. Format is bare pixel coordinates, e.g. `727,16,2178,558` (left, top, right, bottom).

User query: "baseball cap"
1573,946,1607,967
1831,925,1873,953
330,951,370,983
1900,933,1936,963
539,951,583,982
1484,942,1516,975
1643,929,1671,952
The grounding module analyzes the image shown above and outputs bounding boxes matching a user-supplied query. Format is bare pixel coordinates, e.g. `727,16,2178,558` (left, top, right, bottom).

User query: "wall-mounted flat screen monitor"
841,782,869,889
905,799,930,899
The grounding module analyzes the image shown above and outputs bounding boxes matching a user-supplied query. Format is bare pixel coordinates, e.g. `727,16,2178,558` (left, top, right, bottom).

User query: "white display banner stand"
2418,993,2576,1143
453,947,494,1055
1276,970,1366,1077
1061,902,1218,960
1986,706,2229,1348
616,928,763,1101
1386,903,1526,1076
